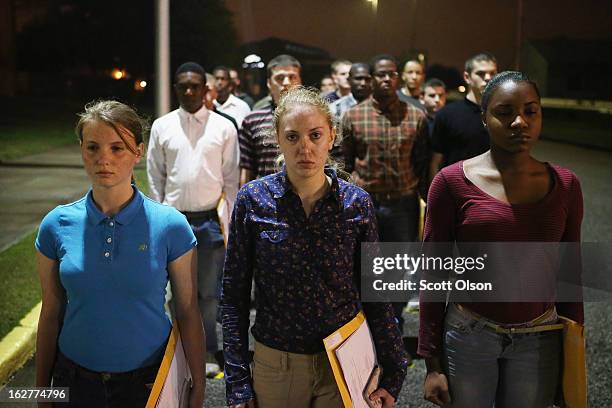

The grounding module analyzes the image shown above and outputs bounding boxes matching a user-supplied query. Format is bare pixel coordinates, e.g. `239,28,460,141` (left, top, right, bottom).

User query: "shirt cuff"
226,380,254,406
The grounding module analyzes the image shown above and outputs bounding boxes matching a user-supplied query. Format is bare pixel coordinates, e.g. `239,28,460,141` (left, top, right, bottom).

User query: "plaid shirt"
239,105,280,179
342,96,431,197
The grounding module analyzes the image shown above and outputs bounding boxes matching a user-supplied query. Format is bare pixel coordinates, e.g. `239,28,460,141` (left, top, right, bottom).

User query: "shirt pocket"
260,229,289,244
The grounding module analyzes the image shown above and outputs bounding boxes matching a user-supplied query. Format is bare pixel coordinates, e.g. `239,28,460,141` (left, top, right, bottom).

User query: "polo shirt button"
104,251,110,258
109,221,114,227
106,237,112,243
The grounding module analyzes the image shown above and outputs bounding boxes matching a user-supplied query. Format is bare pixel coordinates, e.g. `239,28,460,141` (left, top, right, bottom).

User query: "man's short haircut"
267,54,301,78
350,62,370,75
331,60,352,74
464,52,497,74
424,78,446,91
212,65,230,77
369,54,398,71
175,62,206,82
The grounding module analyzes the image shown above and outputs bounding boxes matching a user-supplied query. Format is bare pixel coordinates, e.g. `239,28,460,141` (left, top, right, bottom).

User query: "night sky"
225,0,612,71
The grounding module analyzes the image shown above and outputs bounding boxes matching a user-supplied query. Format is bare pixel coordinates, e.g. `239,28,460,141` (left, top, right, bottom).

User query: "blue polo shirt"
36,188,196,372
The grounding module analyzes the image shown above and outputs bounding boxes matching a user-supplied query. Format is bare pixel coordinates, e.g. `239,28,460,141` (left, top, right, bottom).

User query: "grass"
0,230,41,339
0,125,77,162
0,96,84,162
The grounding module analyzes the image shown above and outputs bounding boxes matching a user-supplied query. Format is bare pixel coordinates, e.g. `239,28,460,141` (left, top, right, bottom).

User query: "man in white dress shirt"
147,62,239,368
213,66,251,128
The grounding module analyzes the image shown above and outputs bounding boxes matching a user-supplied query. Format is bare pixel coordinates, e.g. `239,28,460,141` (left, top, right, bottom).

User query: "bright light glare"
458,86,466,93
112,69,123,80
244,54,262,64
139,80,147,88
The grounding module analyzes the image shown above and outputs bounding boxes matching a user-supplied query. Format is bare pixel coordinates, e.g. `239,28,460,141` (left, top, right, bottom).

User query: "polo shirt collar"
86,187,144,226
265,167,341,204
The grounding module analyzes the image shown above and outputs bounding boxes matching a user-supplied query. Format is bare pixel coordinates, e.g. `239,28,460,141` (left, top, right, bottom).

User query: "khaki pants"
253,341,343,408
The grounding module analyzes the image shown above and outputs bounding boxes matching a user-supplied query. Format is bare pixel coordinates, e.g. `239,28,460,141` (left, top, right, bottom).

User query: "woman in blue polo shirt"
35,100,205,407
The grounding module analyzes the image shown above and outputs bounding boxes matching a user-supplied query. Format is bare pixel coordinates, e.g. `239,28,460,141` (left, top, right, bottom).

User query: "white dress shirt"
213,93,251,128
147,106,239,240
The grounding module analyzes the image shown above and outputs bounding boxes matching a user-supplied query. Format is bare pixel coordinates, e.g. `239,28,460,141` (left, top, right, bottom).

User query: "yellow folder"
323,311,370,408
145,323,192,408
559,316,587,408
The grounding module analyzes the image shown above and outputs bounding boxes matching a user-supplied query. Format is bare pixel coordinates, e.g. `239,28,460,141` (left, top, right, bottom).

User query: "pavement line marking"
0,302,41,385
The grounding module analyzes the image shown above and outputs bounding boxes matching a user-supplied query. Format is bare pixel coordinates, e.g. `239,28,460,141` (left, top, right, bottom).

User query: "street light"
366,0,378,13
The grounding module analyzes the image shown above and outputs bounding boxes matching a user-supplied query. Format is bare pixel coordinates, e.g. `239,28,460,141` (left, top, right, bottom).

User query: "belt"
370,191,416,204
56,351,159,382
455,303,564,334
181,209,218,222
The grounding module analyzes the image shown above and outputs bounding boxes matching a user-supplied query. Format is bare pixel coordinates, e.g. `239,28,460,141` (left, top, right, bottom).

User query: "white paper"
156,336,192,408
334,319,377,408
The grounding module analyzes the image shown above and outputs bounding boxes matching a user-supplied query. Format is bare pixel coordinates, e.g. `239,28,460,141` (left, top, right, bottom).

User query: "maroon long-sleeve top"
418,161,584,358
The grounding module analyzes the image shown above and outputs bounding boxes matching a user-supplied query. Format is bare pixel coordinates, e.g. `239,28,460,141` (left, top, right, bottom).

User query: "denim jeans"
443,304,561,408
373,195,419,334
52,351,159,407
190,218,225,354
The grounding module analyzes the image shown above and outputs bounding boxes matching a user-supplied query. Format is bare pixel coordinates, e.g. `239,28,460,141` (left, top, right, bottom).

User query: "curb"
0,302,41,385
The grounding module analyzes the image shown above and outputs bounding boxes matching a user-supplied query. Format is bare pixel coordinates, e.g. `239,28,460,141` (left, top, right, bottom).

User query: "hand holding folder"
324,311,383,408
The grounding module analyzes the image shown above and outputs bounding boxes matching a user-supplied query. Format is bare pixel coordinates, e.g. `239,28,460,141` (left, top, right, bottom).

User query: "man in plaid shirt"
341,54,431,333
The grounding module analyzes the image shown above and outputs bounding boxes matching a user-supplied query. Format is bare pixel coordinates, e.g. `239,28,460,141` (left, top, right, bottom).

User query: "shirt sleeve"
222,126,240,215
146,121,166,203
357,194,409,399
35,209,60,260
220,188,255,405
239,116,255,171
341,113,356,173
557,174,584,324
411,114,432,198
418,171,455,358
430,110,448,155
165,209,197,262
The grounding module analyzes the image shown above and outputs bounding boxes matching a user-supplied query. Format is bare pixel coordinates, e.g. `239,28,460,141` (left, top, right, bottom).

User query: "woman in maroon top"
419,71,584,407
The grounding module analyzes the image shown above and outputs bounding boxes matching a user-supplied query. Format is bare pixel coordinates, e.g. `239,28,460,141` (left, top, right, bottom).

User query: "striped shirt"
418,161,584,358
238,105,279,179
341,96,430,196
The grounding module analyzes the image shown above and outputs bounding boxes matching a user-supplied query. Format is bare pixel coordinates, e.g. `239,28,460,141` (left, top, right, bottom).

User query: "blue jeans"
443,304,561,408
190,218,225,354
52,351,159,407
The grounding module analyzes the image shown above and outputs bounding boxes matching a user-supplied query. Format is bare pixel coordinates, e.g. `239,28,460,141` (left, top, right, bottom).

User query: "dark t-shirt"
431,97,489,167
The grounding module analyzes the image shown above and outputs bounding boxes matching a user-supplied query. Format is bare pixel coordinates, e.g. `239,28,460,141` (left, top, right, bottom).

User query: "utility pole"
156,0,171,117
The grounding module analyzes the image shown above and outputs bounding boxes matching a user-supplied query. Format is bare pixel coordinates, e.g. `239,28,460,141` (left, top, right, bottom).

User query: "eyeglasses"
373,71,399,79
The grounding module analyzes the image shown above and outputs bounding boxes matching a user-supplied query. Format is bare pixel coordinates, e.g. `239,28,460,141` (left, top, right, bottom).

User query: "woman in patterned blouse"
221,87,409,408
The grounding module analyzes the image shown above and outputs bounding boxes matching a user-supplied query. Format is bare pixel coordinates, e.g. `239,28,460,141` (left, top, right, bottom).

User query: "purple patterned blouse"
221,168,409,405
